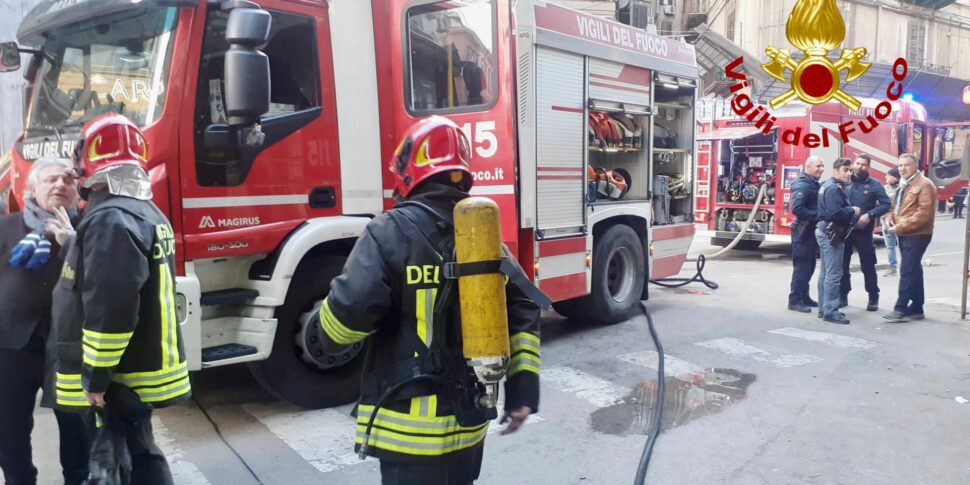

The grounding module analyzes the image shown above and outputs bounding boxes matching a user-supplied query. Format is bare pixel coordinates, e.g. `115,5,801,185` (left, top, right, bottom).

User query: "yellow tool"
453,196,509,408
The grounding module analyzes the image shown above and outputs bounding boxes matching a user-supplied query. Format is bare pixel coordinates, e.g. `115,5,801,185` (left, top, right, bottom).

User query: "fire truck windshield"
23,7,177,138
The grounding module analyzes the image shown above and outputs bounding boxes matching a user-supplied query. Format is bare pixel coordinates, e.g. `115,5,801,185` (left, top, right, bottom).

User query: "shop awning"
696,126,763,140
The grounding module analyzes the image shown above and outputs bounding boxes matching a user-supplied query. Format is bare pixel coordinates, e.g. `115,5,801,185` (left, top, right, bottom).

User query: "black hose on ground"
633,301,664,485
649,254,719,290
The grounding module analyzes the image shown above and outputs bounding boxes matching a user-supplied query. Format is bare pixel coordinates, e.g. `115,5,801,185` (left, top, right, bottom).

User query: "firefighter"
51,113,190,484
315,117,541,484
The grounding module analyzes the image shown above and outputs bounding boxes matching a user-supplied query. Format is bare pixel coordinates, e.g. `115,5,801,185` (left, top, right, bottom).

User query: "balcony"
898,0,958,9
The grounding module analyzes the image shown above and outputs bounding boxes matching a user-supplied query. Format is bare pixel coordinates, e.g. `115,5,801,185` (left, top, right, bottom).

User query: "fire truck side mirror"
223,8,271,127
0,42,21,73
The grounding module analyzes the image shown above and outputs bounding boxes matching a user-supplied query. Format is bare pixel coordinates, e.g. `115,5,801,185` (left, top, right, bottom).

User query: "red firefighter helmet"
389,116,472,198
73,113,148,184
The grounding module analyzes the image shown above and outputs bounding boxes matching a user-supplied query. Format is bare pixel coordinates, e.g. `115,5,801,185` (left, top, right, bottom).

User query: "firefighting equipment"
316,182,544,462
389,116,472,197
453,197,508,409
667,173,686,196
72,113,152,200
653,123,677,149
589,166,629,200
355,199,550,458
589,112,643,149
51,191,190,410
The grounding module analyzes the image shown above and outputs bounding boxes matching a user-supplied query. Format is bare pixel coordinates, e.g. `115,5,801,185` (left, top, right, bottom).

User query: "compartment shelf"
654,102,691,110
589,146,645,153
653,148,690,153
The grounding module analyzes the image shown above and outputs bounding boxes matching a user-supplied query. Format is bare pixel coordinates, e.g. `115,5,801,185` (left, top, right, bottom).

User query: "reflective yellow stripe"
510,332,540,353
355,423,487,456
159,262,179,369
356,404,488,455
508,352,541,377
55,372,88,407
114,362,188,388
83,351,123,368
319,299,371,345
509,332,540,377
81,329,133,351
130,375,191,403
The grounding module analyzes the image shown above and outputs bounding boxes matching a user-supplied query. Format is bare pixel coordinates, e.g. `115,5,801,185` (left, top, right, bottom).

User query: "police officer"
51,114,190,484
316,117,541,484
816,158,861,325
788,156,824,313
839,154,890,311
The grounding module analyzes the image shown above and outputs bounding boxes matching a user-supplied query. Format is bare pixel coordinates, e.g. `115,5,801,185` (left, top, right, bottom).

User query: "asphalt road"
21,213,970,484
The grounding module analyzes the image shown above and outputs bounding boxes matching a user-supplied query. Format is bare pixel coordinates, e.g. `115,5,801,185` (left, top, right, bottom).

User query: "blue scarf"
8,198,60,271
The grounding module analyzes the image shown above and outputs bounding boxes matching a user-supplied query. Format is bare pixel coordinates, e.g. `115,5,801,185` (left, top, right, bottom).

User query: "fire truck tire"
711,237,761,250
248,255,364,409
554,225,644,324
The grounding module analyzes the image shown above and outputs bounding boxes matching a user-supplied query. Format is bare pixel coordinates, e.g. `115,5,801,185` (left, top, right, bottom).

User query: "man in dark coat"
788,156,824,312
839,154,890,311
0,158,89,485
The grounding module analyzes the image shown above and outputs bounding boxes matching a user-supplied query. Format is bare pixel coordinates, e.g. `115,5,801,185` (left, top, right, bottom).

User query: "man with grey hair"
788,156,824,313
0,158,90,484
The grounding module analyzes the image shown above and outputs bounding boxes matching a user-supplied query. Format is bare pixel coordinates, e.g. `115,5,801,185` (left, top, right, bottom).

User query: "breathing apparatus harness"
357,201,550,459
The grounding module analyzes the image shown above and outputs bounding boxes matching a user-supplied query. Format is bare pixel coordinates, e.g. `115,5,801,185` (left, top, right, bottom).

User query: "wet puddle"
590,368,755,436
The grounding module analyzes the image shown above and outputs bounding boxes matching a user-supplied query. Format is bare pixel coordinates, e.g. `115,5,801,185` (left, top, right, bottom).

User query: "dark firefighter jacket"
790,173,821,242
319,182,541,463
818,178,855,226
51,191,190,410
845,172,890,232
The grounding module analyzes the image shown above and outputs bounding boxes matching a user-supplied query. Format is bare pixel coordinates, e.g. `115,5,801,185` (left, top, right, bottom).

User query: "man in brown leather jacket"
883,153,937,322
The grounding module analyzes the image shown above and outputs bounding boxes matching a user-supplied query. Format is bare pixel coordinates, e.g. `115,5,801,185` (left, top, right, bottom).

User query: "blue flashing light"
902,93,915,102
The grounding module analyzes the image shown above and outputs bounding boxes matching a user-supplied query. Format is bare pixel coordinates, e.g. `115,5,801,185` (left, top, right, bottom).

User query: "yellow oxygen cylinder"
453,196,509,407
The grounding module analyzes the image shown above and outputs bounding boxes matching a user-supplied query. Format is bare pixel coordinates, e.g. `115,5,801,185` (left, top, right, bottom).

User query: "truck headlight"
175,293,187,323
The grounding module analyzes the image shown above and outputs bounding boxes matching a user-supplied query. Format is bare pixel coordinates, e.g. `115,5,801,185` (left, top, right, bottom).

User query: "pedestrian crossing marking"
542,366,626,407
154,416,211,485
694,338,822,367
617,351,705,377
242,403,374,473
768,327,877,350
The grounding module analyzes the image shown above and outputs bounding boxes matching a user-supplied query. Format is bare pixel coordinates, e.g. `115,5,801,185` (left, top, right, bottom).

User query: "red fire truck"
1,0,699,407
693,97,969,249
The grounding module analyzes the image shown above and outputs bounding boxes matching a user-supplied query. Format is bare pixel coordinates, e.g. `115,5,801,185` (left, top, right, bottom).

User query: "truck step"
200,288,259,306
201,344,258,363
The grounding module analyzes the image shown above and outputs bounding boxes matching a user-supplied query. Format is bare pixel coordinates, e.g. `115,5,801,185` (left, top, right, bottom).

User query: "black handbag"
88,407,132,485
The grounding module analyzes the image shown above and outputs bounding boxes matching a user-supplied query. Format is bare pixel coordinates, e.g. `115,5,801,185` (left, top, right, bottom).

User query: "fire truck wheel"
711,237,762,250
556,225,644,324
248,255,364,409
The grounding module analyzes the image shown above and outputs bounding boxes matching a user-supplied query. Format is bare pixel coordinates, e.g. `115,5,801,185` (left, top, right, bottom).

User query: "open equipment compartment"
586,58,653,203
651,73,696,225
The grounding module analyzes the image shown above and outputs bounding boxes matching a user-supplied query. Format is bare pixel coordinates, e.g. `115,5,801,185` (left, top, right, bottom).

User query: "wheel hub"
295,300,363,370
606,246,635,303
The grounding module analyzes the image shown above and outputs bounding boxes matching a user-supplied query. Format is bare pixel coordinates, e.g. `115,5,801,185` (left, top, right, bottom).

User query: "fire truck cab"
3,0,699,408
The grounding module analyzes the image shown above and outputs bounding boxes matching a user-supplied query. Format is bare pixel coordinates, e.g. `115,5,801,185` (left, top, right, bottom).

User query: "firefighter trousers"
379,441,485,485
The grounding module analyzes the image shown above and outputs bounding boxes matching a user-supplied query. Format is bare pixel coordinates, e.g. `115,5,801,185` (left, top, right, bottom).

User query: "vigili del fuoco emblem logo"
761,0,870,111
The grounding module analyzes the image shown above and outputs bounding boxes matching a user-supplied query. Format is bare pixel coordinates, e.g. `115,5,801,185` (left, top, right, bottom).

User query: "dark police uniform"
0,213,89,485
319,182,541,484
51,190,190,484
788,172,821,307
841,172,890,304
